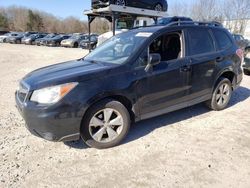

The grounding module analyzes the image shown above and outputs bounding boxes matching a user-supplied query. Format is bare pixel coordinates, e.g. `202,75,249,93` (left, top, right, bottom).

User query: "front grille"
17,82,29,103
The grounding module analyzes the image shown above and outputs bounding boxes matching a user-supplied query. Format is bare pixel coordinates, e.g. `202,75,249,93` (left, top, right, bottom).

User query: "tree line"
0,6,110,34
169,0,250,34
0,0,250,35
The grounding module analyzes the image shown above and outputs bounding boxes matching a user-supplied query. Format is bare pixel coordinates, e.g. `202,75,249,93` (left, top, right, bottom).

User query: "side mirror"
145,53,161,72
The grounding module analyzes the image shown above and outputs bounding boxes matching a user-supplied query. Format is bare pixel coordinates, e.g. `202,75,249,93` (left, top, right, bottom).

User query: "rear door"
184,27,219,101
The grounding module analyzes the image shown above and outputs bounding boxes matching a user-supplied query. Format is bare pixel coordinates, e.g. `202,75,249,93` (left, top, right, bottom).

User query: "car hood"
0,35,8,39
22,59,112,90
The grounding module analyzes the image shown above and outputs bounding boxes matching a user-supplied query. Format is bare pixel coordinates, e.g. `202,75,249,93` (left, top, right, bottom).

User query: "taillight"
236,48,244,64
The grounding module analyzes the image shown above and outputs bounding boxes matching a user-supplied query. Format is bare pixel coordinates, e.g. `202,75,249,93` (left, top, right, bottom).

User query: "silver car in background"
0,32,19,43
61,34,87,48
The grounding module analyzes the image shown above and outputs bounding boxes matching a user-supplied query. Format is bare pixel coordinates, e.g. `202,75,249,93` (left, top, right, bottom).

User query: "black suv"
92,0,168,12
15,22,243,149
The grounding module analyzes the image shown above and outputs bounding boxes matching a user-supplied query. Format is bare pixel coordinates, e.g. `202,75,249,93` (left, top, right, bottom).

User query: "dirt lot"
0,43,250,188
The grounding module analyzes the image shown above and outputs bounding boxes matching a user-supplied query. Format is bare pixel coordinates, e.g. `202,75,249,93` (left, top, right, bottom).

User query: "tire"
81,99,131,149
16,39,21,44
244,68,250,76
92,44,97,49
73,42,78,48
56,42,60,47
244,48,250,62
154,3,163,11
115,0,126,6
206,77,232,111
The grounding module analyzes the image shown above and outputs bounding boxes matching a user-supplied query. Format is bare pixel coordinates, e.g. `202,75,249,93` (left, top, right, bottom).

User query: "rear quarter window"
213,29,233,51
187,28,215,56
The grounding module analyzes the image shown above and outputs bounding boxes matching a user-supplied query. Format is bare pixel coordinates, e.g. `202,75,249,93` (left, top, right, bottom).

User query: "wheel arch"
80,94,136,130
214,69,236,90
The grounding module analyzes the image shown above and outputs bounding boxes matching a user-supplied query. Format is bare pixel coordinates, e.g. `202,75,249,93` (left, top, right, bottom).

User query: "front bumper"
15,91,81,142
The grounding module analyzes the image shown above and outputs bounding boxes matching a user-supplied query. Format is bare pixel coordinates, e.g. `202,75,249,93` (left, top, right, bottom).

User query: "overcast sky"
0,0,187,20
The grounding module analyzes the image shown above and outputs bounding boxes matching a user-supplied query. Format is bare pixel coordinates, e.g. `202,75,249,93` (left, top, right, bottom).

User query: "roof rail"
166,21,223,27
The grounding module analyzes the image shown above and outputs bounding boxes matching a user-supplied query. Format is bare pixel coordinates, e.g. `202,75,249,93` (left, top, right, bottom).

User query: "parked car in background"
0,32,18,43
22,33,47,45
8,32,24,44
35,33,57,46
232,34,250,51
45,34,71,47
16,22,243,149
243,57,250,75
8,32,37,44
157,16,193,25
61,35,88,48
97,29,128,46
92,0,168,12
80,34,99,50
232,34,250,75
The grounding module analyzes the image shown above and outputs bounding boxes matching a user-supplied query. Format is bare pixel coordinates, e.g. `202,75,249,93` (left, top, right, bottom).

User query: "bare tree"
169,0,191,17
191,0,222,21
223,0,250,34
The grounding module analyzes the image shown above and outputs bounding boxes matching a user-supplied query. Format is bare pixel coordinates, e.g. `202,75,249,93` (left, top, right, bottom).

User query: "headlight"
30,82,78,105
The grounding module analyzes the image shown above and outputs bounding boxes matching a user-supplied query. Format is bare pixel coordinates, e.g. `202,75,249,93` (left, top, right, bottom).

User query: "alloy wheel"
155,4,163,11
115,0,126,6
89,108,124,143
216,83,230,106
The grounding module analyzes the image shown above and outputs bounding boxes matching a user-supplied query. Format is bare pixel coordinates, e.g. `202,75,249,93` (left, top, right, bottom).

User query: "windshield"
157,18,171,25
84,30,151,65
46,34,56,38
52,35,63,39
29,34,37,38
69,35,81,40
81,35,89,41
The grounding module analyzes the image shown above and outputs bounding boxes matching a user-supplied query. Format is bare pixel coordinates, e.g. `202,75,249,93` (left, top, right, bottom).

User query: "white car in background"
97,18,154,46
0,32,19,43
97,29,128,46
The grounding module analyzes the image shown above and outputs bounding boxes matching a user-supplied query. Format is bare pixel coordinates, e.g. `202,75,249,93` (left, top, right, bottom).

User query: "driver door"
134,31,190,119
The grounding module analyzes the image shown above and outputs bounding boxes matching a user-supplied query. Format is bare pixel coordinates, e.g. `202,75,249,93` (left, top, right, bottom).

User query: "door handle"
216,56,223,62
180,65,191,72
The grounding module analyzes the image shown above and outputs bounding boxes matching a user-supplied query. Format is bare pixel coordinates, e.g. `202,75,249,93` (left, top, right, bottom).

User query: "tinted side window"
213,30,232,50
187,28,215,56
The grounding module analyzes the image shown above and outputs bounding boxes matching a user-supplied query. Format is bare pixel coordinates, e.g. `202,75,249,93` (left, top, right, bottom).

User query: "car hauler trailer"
84,4,168,51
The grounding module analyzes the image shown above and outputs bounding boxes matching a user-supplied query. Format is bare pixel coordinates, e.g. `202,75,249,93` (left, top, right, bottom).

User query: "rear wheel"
81,99,130,149
154,3,163,11
16,39,21,44
115,0,126,6
206,77,232,111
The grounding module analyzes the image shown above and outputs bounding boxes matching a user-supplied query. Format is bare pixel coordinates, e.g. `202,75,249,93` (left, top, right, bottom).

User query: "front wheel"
206,77,232,111
81,99,131,149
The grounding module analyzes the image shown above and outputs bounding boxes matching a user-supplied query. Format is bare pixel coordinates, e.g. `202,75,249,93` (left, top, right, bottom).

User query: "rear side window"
213,30,233,50
187,28,215,56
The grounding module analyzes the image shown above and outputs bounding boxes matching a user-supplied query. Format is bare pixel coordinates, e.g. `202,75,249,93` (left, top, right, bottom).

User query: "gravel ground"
0,43,250,188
